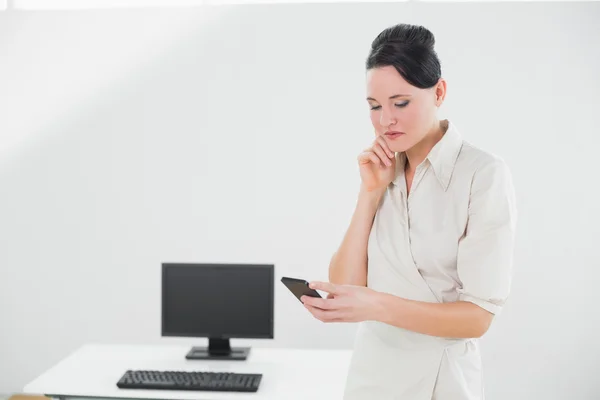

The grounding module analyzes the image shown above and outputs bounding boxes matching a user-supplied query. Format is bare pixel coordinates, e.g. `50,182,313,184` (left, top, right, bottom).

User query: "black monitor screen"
162,263,274,339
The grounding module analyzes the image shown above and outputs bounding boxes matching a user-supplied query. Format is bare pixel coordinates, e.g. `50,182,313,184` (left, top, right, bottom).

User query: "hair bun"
375,23,435,50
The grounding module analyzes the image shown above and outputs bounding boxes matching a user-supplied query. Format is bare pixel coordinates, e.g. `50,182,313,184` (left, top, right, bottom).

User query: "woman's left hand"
301,281,384,323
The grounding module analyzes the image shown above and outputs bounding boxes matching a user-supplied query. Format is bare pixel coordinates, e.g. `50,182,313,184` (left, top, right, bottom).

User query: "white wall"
1,2,599,398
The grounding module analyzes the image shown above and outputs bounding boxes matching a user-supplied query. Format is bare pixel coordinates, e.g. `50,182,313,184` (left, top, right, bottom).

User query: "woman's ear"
435,78,447,107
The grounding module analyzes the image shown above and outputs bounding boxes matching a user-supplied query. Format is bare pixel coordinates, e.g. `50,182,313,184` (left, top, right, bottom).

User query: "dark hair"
366,23,441,89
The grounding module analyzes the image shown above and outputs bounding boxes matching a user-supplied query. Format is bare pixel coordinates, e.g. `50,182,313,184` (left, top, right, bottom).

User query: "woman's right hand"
357,135,396,192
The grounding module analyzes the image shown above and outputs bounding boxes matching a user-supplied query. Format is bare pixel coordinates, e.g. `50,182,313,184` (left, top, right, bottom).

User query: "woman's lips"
385,131,405,139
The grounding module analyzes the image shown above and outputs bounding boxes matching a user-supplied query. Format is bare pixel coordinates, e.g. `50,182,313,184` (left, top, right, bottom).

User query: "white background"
1,2,599,398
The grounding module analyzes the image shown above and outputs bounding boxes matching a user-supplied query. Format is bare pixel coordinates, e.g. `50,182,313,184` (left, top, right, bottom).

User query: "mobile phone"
281,276,322,303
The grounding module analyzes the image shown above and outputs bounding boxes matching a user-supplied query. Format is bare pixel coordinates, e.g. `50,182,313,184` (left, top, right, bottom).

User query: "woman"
302,23,517,399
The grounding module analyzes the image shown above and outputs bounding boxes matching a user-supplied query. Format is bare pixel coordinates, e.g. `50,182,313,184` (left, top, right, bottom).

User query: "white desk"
23,344,353,400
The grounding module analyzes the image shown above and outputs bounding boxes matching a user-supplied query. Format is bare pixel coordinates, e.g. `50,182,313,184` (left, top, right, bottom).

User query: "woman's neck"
405,119,448,172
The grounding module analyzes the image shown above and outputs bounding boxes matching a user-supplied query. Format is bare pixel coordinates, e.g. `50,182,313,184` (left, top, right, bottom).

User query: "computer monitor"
161,263,274,361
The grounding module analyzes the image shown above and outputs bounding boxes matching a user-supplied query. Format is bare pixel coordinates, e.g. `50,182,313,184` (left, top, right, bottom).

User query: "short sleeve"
456,157,517,315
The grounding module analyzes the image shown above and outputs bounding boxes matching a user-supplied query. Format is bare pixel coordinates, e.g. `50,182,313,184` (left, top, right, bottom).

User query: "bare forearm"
329,186,385,286
374,293,494,338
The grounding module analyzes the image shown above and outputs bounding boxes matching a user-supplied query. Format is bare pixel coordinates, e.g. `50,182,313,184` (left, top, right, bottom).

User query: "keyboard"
116,370,262,392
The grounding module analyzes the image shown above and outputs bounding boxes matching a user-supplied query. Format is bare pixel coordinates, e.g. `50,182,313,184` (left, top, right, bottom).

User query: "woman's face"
366,65,444,153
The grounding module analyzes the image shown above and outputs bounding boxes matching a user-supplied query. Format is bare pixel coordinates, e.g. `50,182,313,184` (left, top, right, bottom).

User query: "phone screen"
281,277,322,303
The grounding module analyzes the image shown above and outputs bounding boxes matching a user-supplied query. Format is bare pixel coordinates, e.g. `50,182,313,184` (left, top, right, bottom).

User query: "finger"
305,304,340,323
301,295,337,310
358,150,384,168
371,143,392,167
375,136,395,159
309,281,343,295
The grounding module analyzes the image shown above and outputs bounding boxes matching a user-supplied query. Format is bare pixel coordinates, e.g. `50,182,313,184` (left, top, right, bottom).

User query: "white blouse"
343,120,517,400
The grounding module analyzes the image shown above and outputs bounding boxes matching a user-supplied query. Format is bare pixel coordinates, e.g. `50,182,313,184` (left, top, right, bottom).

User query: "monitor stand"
185,338,250,360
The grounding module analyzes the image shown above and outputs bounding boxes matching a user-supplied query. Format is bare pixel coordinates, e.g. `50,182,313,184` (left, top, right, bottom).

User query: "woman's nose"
379,107,396,128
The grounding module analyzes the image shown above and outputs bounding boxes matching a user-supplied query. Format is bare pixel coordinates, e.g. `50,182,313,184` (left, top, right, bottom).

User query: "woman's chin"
389,143,411,153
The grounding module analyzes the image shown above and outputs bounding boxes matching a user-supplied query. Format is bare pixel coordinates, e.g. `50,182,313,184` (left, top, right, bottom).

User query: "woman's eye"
369,101,409,111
